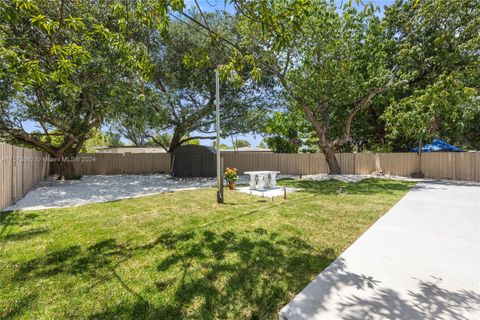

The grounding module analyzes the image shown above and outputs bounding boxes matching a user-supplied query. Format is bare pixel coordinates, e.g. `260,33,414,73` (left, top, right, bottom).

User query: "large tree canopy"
262,109,319,153
235,1,404,173
382,0,480,149
1,0,478,180
0,0,180,179
113,12,274,152
232,0,479,168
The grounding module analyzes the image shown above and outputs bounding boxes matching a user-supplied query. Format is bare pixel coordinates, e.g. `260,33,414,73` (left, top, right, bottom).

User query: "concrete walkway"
280,181,480,320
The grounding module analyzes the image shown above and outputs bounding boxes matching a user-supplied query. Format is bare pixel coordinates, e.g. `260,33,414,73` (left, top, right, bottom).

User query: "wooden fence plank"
354,153,376,175
1,144,5,210
377,153,418,177
42,151,480,186
0,143,50,211
336,153,355,174
455,153,476,181
475,153,480,182
422,152,456,180
50,153,172,176
309,153,329,174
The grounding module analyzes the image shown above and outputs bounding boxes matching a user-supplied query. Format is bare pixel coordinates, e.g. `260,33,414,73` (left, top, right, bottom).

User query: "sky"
21,0,396,148
185,0,396,13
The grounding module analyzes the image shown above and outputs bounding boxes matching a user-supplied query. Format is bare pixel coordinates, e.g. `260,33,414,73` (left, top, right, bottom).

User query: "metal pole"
215,69,223,203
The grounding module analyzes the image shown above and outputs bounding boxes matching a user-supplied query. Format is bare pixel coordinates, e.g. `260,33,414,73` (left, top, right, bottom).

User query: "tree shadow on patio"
338,276,480,320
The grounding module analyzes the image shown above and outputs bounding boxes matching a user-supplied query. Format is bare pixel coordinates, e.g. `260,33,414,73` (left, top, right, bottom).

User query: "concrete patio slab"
236,186,301,198
279,181,480,320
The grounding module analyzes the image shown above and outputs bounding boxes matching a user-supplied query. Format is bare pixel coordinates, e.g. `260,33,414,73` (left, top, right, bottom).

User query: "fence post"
11,145,14,204
0,143,52,211
277,154,280,174
453,153,457,180
353,153,356,175
309,154,312,174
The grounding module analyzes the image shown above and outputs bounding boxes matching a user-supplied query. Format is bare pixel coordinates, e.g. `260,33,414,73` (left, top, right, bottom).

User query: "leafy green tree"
464,113,480,150
235,2,403,173
115,12,272,152
211,141,230,150
81,130,124,152
383,74,479,150
109,78,167,147
143,133,201,149
262,111,310,153
117,126,150,146
0,0,178,179
257,140,269,149
233,139,251,149
382,0,480,151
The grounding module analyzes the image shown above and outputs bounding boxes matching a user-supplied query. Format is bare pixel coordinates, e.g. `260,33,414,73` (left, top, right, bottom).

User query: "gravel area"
5,175,217,211
301,173,480,185
301,173,423,183
3,174,294,211
5,173,473,212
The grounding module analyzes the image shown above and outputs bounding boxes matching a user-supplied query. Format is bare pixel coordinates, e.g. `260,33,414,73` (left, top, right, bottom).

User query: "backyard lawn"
0,178,414,320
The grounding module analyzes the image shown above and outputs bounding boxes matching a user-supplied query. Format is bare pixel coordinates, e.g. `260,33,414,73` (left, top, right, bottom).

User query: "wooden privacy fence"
0,143,50,211
221,153,329,175
54,151,480,182
2,148,478,211
224,152,479,181
3,146,477,210
50,153,172,175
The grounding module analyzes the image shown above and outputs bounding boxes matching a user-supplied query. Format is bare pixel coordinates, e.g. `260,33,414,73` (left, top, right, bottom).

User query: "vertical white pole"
215,69,223,203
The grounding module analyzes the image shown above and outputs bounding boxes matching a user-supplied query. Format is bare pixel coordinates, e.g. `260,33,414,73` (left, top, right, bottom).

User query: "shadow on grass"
0,212,46,254
1,228,49,241
11,229,336,319
279,178,414,196
0,212,41,233
14,239,129,280
1,293,38,320
97,229,336,319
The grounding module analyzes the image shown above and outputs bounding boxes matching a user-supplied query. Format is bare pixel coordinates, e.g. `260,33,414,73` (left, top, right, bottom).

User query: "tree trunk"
57,158,75,180
412,138,425,178
418,138,423,172
168,127,184,153
322,145,341,174
168,138,182,153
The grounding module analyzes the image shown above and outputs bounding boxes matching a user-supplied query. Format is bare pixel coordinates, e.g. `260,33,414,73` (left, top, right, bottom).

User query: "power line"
167,10,299,94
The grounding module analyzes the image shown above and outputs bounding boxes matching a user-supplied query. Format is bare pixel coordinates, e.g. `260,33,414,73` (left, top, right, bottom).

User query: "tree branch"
1,126,58,156
179,135,216,144
146,134,169,151
333,79,408,147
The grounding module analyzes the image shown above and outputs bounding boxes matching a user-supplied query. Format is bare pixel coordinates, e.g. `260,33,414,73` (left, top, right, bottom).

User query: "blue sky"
185,0,396,13
21,0,395,148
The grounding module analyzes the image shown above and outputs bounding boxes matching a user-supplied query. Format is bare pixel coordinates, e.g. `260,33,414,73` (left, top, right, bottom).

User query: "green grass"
0,178,415,320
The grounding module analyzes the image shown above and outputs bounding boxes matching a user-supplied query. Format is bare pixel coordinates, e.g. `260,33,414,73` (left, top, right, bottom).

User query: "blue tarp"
410,139,463,153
